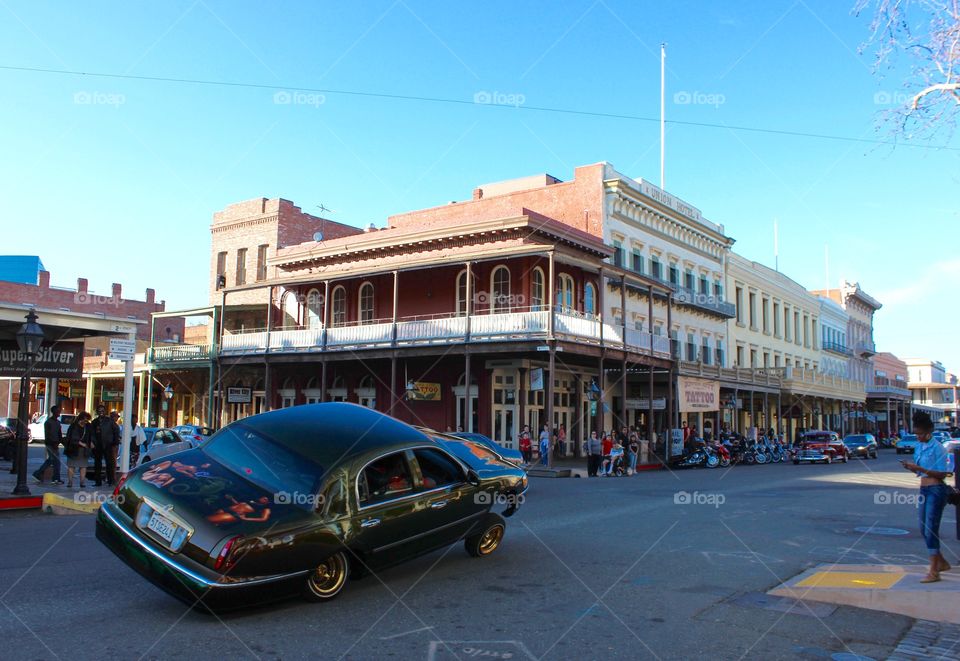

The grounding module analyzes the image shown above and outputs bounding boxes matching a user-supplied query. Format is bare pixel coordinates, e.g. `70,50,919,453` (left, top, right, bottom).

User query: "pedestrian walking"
538,425,550,466
556,424,566,458
585,431,602,477
900,411,953,583
92,407,120,486
33,406,64,485
64,412,92,488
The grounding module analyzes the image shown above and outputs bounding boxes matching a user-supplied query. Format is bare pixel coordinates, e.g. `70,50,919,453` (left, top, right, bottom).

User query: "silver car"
138,428,202,466
895,434,919,455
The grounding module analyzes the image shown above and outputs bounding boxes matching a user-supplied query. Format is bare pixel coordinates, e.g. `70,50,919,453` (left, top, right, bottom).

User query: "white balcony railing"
216,309,673,359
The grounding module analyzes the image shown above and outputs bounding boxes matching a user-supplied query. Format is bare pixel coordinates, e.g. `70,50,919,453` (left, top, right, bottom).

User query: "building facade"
726,254,864,439
817,296,851,378
867,352,912,435
906,359,959,425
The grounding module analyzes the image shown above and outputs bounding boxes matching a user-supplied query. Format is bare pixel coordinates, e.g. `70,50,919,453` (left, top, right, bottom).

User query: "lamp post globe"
13,309,45,496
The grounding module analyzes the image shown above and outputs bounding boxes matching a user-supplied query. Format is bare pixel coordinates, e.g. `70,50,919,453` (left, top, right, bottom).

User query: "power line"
1,63,957,152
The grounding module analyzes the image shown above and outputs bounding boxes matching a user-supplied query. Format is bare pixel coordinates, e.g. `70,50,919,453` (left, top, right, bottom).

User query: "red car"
793,431,849,464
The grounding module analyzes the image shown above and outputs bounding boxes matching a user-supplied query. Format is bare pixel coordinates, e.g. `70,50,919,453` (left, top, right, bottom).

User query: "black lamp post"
13,309,44,496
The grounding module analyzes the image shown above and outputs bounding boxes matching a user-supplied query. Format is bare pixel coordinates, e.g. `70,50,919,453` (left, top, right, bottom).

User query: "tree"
856,0,960,139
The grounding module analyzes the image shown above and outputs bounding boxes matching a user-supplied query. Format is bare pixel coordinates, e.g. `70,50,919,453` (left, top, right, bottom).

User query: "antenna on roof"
315,203,335,243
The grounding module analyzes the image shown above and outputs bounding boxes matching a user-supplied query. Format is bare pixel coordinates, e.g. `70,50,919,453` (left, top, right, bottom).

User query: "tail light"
214,535,243,572
194,435,203,442
113,473,128,499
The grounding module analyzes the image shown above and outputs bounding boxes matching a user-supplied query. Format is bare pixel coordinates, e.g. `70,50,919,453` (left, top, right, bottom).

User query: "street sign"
227,387,252,403
109,338,136,361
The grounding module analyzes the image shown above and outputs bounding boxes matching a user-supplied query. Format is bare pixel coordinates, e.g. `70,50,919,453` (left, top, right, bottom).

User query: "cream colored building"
726,253,864,438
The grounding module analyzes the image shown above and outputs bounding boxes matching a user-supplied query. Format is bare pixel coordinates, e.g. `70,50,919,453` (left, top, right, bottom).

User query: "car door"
409,447,483,548
350,450,431,568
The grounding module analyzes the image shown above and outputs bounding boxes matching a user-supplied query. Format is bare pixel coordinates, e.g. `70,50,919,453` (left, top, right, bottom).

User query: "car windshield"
844,436,867,444
202,424,324,506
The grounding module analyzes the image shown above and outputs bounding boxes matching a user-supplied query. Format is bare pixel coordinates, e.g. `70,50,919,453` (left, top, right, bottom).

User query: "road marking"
380,626,434,640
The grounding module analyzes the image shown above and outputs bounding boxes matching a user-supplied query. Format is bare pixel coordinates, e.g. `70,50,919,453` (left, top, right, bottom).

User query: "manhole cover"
854,526,910,536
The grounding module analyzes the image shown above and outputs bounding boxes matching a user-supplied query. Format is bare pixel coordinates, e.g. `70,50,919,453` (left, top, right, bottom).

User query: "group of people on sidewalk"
584,426,644,477
27,405,146,488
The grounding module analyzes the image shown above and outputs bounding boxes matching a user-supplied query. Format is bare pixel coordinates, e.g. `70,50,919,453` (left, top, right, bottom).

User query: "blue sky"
1,1,957,372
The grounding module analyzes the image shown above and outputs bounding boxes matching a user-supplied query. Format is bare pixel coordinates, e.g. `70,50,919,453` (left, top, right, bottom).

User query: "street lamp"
13,309,44,495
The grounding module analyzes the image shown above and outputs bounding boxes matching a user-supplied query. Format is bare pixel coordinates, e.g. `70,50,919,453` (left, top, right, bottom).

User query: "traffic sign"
109,338,136,361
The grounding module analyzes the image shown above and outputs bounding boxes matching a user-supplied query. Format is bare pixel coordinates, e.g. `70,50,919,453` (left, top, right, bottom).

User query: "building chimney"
77,278,88,293
473,187,483,200
38,270,50,289
112,283,122,299
145,288,156,304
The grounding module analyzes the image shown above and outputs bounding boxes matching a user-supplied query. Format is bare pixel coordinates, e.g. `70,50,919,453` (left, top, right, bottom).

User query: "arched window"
531,267,544,311
331,286,347,327
556,274,575,312
358,282,375,324
281,291,298,328
306,288,323,328
584,282,597,316
491,266,511,313
455,270,468,316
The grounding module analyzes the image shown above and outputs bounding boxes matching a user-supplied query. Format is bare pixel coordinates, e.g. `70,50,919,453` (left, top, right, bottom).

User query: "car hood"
117,448,315,561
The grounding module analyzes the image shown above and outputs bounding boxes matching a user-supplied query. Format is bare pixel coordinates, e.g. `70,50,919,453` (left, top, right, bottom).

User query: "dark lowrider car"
793,430,849,464
843,434,878,459
96,403,527,611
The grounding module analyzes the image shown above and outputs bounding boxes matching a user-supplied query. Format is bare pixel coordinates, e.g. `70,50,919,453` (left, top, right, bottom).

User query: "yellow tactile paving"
795,570,905,589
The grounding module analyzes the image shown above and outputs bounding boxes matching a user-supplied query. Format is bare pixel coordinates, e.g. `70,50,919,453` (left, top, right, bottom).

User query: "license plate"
147,511,178,543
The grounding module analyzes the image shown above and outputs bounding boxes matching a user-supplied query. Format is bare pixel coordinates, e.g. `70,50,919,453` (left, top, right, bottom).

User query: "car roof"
233,402,434,467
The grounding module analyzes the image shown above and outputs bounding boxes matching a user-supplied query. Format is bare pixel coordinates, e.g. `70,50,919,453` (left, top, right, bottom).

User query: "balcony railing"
856,340,876,357
765,366,865,396
150,343,215,363
216,309,673,359
822,341,853,356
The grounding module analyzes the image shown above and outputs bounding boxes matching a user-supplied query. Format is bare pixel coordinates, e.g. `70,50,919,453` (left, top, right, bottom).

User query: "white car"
28,414,76,442
137,428,202,466
171,424,215,444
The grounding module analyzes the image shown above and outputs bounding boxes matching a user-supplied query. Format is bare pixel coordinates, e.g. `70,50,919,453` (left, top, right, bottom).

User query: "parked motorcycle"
671,439,720,469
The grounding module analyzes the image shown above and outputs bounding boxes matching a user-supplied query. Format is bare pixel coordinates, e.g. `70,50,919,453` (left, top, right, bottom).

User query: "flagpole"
660,43,666,190
773,218,779,272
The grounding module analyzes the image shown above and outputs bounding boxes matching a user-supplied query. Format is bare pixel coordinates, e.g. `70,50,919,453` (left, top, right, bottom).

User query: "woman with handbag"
900,411,953,583
65,412,92,488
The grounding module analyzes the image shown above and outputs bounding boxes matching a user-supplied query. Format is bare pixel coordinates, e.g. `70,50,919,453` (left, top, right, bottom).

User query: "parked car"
843,434,878,459
172,425,215,444
0,417,29,445
447,431,524,465
0,423,15,460
137,428,198,466
793,430,849,464
895,434,920,455
96,403,527,611
28,413,75,442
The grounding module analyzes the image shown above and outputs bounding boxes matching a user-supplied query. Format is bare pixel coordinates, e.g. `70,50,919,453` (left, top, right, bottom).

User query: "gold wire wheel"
307,553,348,598
478,524,504,555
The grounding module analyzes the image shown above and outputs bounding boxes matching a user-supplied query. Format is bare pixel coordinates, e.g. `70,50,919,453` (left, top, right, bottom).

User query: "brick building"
0,256,175,417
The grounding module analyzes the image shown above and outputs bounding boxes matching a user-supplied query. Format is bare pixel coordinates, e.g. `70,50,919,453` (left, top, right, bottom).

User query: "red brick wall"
387,163,607,238
0,270,170,341
210,198,364,307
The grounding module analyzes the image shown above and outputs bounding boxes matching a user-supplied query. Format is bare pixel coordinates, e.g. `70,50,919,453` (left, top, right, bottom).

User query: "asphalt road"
0,450,946,660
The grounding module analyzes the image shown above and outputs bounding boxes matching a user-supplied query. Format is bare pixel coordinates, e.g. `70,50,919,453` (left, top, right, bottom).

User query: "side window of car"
358,452,414,507
413,448,464,490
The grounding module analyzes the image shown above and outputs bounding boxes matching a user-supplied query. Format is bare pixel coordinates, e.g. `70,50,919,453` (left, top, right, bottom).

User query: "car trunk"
117,448,316,573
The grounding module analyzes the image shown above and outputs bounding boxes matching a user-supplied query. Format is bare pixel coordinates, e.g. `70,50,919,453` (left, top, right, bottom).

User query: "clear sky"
1,1,957,373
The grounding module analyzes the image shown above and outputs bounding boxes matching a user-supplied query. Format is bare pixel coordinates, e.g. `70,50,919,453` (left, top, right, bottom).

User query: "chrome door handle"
360,518,381,528
430,501,448,509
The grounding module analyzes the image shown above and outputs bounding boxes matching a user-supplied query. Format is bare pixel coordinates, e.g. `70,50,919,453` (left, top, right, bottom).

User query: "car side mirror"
466,469,481,486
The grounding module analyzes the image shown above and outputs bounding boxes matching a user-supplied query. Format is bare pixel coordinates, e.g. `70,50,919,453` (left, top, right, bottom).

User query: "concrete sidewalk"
770,563,960,624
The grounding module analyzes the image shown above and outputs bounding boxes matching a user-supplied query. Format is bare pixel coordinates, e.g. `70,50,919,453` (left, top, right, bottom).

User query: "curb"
41,493,100,515
0,496,43,511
